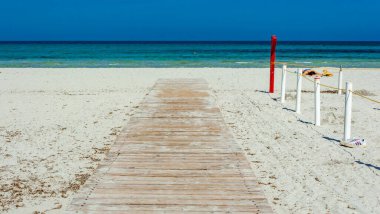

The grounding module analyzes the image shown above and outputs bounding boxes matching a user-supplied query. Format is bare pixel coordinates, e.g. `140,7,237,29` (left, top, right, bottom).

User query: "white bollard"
296,68,303,114
338,66,343,95
281,64,287,103
344,82,353,141
314,76,321,126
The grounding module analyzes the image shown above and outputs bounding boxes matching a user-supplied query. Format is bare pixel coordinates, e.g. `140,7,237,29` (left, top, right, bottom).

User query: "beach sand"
0,68,379,213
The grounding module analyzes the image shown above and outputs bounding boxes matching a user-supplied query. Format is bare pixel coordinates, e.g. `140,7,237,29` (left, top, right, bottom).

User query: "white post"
281,64,287,103
314,76,321,126
338,65,343,95
296,68,303,114
344,82,353,141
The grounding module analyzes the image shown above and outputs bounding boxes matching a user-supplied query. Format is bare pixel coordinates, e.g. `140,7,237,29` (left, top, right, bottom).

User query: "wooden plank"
71,198,264,206
67,79,272,213
67,204,270,213
88,189,263,195
80,184,263,191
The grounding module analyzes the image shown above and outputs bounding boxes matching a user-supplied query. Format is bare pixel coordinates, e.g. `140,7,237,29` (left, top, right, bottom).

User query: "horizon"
1,40,380,43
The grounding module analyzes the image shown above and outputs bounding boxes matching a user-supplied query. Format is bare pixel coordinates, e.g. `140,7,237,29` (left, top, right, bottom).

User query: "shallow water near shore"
0,41,380,68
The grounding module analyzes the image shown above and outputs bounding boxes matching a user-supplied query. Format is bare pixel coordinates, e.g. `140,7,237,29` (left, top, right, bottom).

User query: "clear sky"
0,0,379,41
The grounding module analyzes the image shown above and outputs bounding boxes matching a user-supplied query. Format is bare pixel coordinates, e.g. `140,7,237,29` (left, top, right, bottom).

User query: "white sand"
0,68,379,213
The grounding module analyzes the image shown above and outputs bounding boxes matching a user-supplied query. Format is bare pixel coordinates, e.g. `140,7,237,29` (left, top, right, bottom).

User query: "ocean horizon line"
1,41,380,44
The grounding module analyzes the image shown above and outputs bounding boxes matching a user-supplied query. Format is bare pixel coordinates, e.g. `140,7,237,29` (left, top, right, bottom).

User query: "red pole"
269,35,277,93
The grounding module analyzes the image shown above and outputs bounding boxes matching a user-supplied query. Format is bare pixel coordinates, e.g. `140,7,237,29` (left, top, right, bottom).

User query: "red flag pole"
269,35,277,93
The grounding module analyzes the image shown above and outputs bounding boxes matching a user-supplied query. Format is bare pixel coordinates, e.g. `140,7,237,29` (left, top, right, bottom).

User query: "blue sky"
0,0,379,41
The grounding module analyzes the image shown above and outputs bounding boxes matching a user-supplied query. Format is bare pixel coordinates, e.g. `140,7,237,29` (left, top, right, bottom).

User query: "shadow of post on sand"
323,136,341,143
282,107,295,112
355,160,380,171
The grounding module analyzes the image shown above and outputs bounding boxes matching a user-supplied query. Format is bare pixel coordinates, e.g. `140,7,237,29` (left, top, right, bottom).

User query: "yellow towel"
322,70,333,77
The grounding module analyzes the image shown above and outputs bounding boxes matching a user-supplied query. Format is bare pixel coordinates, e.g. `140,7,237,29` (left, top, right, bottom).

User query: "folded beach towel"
302,69,333,77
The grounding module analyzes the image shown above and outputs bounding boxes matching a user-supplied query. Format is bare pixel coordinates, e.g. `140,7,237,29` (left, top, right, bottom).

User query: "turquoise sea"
0,41,379,68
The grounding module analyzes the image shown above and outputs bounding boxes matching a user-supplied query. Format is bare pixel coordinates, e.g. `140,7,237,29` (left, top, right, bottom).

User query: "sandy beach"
0,68,379,213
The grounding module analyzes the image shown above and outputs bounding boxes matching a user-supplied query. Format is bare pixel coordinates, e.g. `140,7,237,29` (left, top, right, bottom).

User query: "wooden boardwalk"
67,79,272,213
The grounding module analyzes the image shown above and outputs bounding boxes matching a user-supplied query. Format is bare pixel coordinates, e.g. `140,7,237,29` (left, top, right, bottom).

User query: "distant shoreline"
2,67,380,70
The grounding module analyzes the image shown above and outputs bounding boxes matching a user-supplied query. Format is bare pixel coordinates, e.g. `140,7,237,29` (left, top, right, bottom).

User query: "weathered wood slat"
67,204,270,213
71,198,265,206
88,189,263,195
67,79,272,213
80,184,263,191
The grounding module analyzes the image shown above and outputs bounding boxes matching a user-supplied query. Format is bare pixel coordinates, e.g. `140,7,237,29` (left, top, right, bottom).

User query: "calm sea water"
0,41,379,68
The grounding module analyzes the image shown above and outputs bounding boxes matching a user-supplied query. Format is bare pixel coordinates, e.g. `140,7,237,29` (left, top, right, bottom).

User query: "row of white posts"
280,65,352,142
